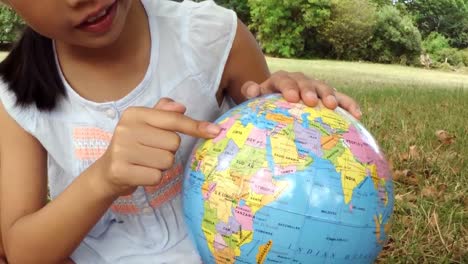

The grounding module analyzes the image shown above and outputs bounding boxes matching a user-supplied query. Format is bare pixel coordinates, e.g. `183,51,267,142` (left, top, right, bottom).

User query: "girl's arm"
221,20,362,119
218,21,270,104
0,98,219,264
0,103,115,264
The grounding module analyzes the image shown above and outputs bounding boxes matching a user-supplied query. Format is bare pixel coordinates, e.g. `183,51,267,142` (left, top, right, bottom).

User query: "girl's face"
7,0,133,48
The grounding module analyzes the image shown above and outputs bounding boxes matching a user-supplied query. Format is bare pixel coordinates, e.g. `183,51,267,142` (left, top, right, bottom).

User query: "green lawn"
267,57,468,90
269,57,467,263
1,52,466,263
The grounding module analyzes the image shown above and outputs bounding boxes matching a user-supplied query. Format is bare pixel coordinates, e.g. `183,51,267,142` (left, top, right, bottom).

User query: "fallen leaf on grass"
398,146,421,162
440,102,449,108
400,215,413,225
393,169,410,181
405,193,418,202
395,193,417,202
429,211,438,229
394,169,419,186
423,169,432,178
421,186,439,199
399,152,410,162
438,184,447,193
451,245,466,262
382,237,395,251
409,145,420,159
377,239,394,262
450,166,461,175
435,130,456,145
393,171,402,181
387,158,395,171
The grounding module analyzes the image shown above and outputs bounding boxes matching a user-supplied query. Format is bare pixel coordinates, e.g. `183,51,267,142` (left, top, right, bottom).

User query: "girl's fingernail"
247,85,259,98
207,124,221,135
306,91,317,99
356,109,363,117
327,95,337,105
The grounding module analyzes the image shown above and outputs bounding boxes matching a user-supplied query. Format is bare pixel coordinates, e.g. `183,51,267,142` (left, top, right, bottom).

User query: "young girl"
0,0,361,263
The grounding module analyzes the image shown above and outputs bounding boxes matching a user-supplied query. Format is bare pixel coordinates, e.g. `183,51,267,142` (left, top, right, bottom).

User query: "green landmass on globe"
183,94,394,264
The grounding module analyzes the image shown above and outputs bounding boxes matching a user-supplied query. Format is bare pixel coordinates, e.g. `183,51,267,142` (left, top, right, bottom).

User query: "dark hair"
0,27,66,111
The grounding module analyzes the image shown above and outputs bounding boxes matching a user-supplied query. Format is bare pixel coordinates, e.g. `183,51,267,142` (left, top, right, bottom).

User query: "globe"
182,94,394,264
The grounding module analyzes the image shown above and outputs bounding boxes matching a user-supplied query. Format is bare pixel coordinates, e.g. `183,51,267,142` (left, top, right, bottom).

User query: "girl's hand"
240,71,362,119
95,98,221,197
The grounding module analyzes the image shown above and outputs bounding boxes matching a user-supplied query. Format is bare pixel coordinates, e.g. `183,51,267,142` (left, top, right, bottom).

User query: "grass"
1,52,466,262
269,57,467,263
267,57,468,90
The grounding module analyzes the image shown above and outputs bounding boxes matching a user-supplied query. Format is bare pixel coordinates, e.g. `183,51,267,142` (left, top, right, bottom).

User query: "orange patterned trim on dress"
147,163,184,209
111,163,185,215
73,126,185,215
110,194,141,214
73,127,113,161
144,163,183,193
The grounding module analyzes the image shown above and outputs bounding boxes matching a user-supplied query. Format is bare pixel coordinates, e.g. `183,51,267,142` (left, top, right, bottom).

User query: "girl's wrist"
83,160,121,203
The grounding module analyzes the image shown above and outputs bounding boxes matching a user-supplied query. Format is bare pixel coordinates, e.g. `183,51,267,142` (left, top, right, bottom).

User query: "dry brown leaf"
409,145,420,159
396,193,418,202
387,158,395,171
423,169,432,178
393,170,403,181
429,211,438,228
399,152,410,161
393,169,411,181
402,169,412,176
438,184,448,193
382,237,395,251
405,193,418,202
426,156,434,163
421,186,438,198
451,166,461,175
408,177,419,186
395,194,404,201
435,130,456,145
401,216,413,225
452,246,465,262
393,169,419,185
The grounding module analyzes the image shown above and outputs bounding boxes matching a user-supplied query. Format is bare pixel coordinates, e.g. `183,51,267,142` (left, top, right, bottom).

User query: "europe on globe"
183,94,394,264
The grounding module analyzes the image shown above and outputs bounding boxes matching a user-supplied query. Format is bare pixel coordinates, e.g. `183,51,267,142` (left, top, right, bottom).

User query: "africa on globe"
183,94,394,264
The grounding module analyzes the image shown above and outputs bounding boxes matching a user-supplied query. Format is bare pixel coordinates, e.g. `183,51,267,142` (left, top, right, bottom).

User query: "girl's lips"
77,0,118,34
